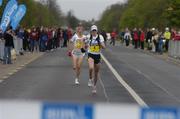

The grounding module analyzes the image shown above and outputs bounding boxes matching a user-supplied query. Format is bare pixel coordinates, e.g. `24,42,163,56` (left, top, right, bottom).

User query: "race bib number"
90,45,100,52
75,40,83,49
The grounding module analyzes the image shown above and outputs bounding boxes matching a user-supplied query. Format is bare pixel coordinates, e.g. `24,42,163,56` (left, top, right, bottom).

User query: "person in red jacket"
174,31,180,41
140,29,145,50
67,27,73,41
47,28,53,51
110,29,117,46
133,28,139,49
30,27,38,52
171,28,176,40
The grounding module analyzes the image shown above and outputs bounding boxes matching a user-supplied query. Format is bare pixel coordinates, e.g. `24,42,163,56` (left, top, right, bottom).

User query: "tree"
164,0,180,27
119,0,169,29
66,10,79,29
98,3,127,32
98,0,176,30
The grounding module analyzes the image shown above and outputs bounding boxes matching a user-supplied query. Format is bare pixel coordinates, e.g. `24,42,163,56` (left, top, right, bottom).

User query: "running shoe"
92,85,97,94
88,79,93,87
75,78,80,85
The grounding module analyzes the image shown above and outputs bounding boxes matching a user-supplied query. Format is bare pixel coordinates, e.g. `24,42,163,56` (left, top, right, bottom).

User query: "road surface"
0,45,180,107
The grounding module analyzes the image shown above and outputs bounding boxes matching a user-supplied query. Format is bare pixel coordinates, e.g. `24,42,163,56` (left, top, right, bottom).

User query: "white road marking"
101,53,148,107
12,69,18,73
8,72,14,75
2,76,9,79
129,65,180,103
24,62,28,65
16,67,22,70
99,76,109,102
20,65,25,67
0,54,43,84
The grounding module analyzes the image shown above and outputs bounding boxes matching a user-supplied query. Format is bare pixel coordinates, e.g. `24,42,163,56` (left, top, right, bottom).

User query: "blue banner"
0,0,18,32
11,4,26,30
141,107,178,119
0,0,2,6
42,103,93,119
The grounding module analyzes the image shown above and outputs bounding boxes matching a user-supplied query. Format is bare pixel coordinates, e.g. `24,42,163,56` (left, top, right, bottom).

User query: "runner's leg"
72,54,77,70
76,55,84,80
72,55,80,84
94,63,100,86
88,57,94,80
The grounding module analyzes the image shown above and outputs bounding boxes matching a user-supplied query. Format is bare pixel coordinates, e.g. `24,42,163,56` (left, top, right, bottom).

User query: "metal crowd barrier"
13,36,23,55
0,39,4,60
169,40,180,58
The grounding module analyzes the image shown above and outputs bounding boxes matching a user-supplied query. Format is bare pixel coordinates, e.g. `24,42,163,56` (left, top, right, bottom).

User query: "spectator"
54,28,59,49
23,29,30,51
171,28,176,40
67,27,73,41
51,28,56,49
63,29,68,47
158,32,164,54
133,28,139,49
140,29,145,50
164,27,171,51
47,28,53,51
146,28,153,50
3,27,14,64
174,30,180,41
110,29,117,46
124,28,131,47
152,30,159,52
138,28,141,48
30,27,38,52
40,28,48,52
120,30,125,44
57,28,63,47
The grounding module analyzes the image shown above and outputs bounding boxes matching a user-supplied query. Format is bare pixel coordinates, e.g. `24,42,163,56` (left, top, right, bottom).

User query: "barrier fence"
169,40,180,58
0,101,179,119
0,39,4,60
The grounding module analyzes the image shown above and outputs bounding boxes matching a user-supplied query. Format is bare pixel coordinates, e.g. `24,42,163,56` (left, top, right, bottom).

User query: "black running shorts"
88,53,101,64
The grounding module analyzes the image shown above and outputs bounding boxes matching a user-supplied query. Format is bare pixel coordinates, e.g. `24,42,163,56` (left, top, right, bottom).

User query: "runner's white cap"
165,27,169,31
91,25,98,31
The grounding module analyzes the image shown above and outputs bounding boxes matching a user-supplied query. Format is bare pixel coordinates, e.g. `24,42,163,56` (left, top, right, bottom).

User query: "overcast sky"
57,0,126,20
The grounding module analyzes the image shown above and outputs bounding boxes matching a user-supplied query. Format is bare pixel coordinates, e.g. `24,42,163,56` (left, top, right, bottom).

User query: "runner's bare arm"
68,40,74,51
101,42,106,49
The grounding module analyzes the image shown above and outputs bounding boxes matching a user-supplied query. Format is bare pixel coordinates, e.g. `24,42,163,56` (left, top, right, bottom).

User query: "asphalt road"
103,45,180,106
0,45,180,106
